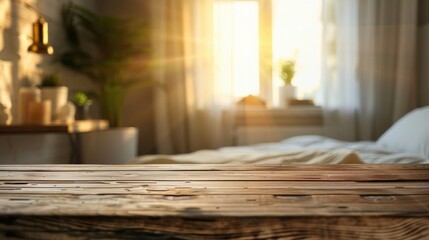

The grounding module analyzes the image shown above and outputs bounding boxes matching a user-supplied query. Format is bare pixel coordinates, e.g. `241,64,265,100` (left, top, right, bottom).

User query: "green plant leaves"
40,72,62,87
58,2,152,127
279,59,296,85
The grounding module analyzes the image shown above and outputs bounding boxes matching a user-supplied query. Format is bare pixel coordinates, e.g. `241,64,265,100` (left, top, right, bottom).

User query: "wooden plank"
1,193,427,205
0,170,427,181
0,216,428,239
0,181,428,195
2,180,428,188
0,194,427,217
1,164,427,171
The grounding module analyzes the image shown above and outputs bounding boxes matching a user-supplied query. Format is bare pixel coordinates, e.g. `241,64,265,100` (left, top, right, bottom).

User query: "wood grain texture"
0,216,428,240
0,164,428,239
1,180,428,196
0,169,428,181
0,194,428,217
1,164,428,171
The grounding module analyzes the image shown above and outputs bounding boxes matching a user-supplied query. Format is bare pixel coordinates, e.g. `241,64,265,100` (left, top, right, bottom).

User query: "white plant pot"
41,87,68,122
80,127,139,164
278,85,296,108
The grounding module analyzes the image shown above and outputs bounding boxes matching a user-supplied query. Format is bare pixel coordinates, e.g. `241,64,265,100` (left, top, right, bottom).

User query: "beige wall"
0,0,96,164
0,0,96,119
0,0,155,158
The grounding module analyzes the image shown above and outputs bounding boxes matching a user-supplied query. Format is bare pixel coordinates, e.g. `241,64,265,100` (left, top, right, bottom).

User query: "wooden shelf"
0,120,110,164
0,120,109,134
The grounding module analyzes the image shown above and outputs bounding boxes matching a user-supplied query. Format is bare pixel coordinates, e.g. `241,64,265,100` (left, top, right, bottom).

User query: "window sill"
233,106,323,127
225,106,323,145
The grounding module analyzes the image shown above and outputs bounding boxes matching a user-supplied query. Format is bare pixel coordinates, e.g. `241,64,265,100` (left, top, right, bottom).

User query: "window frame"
258,0,273,106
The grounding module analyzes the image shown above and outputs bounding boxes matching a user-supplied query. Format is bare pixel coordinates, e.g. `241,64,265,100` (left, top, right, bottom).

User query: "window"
272,0,322,103
214,0,323,106
213,1,260,98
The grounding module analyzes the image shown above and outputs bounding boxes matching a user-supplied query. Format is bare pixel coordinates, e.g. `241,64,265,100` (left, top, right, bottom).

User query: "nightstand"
231,107,323,145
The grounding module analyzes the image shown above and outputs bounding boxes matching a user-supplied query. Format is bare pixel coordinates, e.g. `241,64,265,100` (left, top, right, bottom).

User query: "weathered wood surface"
0,164,428,239
1,216,428,240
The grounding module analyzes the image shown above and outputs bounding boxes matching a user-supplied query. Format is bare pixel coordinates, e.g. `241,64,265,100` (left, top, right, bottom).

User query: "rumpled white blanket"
132,135,429,164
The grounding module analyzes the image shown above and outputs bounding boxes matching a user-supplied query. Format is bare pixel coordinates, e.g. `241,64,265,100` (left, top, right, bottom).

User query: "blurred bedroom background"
0,0,428,164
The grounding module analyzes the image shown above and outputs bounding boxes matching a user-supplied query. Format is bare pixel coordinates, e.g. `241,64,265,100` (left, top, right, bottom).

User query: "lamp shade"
28,17,54,55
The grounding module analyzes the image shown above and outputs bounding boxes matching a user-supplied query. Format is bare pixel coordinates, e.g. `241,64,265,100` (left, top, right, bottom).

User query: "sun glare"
272,0,322,102
214,0,322,103
214,1,259,99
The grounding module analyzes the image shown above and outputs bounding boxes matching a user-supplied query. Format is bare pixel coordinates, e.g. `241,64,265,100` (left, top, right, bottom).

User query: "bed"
133,106,429,165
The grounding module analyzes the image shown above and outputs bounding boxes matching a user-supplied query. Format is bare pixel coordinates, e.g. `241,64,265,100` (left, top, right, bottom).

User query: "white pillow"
377,106,429,159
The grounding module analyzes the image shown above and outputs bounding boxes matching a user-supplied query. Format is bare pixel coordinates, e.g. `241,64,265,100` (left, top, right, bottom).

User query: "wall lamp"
27,17,54,55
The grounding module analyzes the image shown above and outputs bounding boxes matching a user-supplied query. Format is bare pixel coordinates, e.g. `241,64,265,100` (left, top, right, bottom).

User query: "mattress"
133,135,429,164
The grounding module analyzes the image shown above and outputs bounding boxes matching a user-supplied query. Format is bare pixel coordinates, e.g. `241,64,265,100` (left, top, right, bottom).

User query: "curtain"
321,0,421,141
418,0,429,106
321,0,359,141
150,0,236,154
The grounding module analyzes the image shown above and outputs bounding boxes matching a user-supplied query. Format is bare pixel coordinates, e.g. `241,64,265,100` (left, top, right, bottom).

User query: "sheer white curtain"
321,0,419,141
320,0,359,141
151,0,236,154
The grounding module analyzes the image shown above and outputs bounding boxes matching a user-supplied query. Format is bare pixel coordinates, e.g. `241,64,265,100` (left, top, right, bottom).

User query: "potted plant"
59,2,150,127
58,3,150,163
278,58,297,107
72,91,93,120
39,72,68,122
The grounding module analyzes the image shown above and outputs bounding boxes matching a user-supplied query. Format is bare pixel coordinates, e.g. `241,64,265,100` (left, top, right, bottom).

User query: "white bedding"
132,135,429,164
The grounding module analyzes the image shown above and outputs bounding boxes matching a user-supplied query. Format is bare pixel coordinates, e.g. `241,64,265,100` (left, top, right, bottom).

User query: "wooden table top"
0,164,428,239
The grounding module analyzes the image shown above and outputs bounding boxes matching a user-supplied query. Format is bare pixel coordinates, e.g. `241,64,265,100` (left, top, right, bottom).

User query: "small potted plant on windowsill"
279,58,297,107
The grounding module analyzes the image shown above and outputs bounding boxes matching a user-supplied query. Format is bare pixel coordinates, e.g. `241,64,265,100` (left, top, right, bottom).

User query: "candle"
28,100,51,125
18,88,41,124
0,104,12,125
